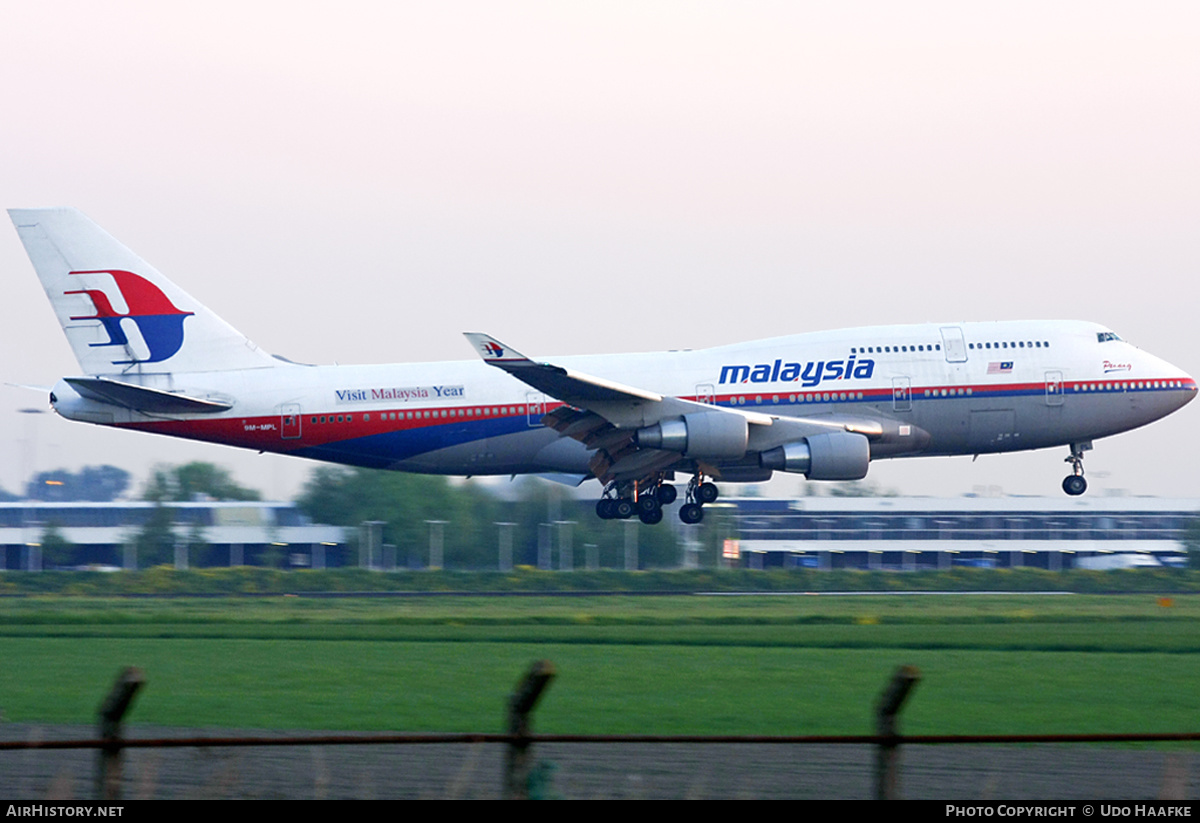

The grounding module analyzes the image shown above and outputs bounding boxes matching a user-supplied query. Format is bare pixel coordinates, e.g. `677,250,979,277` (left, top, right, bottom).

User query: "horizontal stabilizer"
5,382,53,393
64,376,232,414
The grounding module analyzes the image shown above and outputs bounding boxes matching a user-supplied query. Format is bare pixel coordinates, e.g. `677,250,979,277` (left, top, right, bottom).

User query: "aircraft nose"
1162,362,1196,411
1135,349,1196,415
1180,375,1198,407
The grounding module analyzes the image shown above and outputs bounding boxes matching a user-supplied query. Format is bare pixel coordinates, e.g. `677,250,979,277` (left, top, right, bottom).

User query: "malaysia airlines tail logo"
64,269,194,364
482,341,505,359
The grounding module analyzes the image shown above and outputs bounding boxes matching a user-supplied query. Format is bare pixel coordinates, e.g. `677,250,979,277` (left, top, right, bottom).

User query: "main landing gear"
594,473,720,525
678,474,719,525
595,475,681,525
1062,442,1091,496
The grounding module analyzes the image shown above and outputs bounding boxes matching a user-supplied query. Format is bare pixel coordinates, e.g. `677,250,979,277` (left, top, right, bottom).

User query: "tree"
142,462,261,502
820,480,899,498
296,466,501,568
295,467,685,570
493,477,681,570
133,503,177,567
26,465,130,502
39,521,76,567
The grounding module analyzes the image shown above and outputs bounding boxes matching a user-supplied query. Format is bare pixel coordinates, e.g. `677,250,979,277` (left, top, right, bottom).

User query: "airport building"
1,496,1195,572
0,501,347,571
720,496,1198,570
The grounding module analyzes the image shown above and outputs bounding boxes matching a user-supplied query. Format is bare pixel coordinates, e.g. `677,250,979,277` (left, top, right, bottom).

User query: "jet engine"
758,431,870,480
635,412,749,458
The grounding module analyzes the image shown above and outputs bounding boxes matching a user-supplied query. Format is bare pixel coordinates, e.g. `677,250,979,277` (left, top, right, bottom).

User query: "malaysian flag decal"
987,361,1014,374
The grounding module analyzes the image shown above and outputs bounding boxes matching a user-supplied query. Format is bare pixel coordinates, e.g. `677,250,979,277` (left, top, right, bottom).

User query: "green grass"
2,592,1199,625
1,594,1197,735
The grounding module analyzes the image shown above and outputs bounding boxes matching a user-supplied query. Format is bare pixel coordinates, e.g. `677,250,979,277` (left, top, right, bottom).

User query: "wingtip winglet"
463,332,531,364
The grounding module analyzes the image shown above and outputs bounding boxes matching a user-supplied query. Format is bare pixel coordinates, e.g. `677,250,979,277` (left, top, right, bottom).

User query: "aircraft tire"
679,503,704,524
697,482,719,504
658,484,678,505
1062,475,1087,496
615,499,635,519
639,507,664,525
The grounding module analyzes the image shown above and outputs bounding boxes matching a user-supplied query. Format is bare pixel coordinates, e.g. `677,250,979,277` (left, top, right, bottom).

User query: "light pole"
495,522,516,572
425,520,447,570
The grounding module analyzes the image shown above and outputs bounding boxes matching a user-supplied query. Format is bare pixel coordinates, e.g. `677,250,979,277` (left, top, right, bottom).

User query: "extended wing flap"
543,406,610,440
64,376,233,414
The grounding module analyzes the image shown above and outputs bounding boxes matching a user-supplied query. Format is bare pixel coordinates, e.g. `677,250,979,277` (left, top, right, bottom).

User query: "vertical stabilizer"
9,207,278,375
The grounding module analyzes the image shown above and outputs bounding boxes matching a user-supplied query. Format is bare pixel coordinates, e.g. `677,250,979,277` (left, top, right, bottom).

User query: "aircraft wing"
464,331,661,408
463,332,770,428
464,333,900,483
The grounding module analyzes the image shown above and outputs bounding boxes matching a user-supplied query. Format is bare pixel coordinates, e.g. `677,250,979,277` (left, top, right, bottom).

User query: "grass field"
1,593,1196,736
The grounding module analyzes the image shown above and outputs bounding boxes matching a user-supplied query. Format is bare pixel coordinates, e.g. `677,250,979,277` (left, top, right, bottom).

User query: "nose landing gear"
1061,442,1092,496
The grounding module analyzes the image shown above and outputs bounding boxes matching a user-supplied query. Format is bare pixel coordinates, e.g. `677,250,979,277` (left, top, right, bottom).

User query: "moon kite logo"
65,269,194,364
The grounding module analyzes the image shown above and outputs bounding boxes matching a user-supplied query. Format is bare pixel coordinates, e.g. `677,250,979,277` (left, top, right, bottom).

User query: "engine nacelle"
759,431,870,480
635,412,749,459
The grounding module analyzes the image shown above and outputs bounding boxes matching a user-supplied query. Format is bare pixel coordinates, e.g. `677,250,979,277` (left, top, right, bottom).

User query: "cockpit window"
1096,332,1122,343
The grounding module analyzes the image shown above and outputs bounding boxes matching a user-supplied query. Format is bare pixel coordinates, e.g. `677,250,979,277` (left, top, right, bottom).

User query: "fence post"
95,667,145,801
505,660,555,800
874,665,920,800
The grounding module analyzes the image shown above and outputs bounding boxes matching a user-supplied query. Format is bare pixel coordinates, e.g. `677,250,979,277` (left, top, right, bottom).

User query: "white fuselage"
50,319,1196,482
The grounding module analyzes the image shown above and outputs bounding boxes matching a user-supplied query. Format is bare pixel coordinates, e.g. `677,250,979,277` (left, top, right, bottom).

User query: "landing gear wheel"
639,507,664,525
657,484,678,506
679,503,704,524
614,499,635,519
697,482,719,504
1061,442,1091,497
596,499,616,519
638,496,662,515
1062,475,1087,496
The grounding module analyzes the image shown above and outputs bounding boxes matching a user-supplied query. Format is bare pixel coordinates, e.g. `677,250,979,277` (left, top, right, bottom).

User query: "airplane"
9,207,1197,524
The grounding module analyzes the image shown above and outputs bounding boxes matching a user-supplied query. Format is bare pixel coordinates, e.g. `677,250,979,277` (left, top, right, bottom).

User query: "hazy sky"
2,1,1198,501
